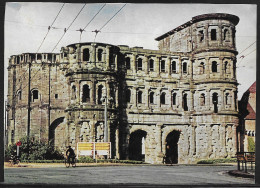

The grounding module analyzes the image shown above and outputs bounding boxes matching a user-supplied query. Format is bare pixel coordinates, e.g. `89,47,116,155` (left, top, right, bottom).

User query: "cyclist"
66,146,76,165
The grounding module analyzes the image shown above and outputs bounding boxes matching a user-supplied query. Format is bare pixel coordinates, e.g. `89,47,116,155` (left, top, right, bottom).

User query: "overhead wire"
51,3,87,52
14,3,66,91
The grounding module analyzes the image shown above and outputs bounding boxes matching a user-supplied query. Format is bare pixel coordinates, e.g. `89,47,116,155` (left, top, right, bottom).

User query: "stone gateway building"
7,13,240,164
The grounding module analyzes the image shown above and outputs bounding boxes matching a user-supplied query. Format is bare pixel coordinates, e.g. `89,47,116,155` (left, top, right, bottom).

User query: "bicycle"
9,155,20,166
65,156,76,168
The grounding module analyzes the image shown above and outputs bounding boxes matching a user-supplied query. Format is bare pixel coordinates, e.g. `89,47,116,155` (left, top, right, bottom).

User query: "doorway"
129,130,147,161
165,130,180,164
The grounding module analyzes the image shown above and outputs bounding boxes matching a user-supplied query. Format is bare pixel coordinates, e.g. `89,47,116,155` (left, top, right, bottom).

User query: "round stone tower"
60,42,121,157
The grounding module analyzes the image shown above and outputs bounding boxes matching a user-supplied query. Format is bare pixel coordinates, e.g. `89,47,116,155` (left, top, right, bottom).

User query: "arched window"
137,58,143,71
17,90,22,100
212,92,218,113
223,29,229,41
32,89,39,102
82,85,90,103
126,57,131,69
211,29,217,40
98,85,103,104
17,57,20,64
200,62,205,74
224,61,229,73
98,49,103,61
199,30,204,42
161,60,165,72
160,92,166,105
37,54,42,60
200,93,205,106
212,61,217,72
137,91,142,103
72,85,76,100
83,48,90,61
126,88,131,103
171,61,177,73
172,93,177,105
183,93,188,111
183,62,187,74
149,59,154,71
149,92,154,104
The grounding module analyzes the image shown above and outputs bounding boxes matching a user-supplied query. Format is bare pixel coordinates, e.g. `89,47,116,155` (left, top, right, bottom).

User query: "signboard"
16,141,21,146
77,142,111,159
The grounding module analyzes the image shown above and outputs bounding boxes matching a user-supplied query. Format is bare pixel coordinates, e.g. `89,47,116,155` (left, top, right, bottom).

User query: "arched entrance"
49,117,66,148
129,130,147,161
165,130,180,164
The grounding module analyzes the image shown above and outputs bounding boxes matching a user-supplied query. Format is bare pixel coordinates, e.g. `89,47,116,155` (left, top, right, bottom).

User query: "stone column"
189,58,193,79
91,44,96,62
190,90,195,111
221,89,225,111
205,57,210,79
144,87,149,108
115,54,118,71
219,56,224,78
133,87,137,107
132,54,137,73
167,56,171,75
144,55,148,74
105,46,111,70
205,23,209,47
76,81,80,104
230,58,235,79
206,89,211,111
155,56,160,76
115,126,119,159
178,57,182,78
218,24,222,45
232,125,237,156
178,89,183,111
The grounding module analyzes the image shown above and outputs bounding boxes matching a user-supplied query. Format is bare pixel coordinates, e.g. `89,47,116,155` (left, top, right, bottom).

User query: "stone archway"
165,130,180,164
129,130,147,161
49,117,66,149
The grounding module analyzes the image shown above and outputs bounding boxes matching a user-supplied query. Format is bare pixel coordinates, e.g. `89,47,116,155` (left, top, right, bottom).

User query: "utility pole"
101,87,108,142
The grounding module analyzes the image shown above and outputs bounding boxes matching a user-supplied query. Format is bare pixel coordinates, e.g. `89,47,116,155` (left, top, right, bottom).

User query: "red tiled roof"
245,103,256,120
248,82,256,93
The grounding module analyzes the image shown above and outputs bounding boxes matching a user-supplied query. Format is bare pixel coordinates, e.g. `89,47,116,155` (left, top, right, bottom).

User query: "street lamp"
100,87,113,142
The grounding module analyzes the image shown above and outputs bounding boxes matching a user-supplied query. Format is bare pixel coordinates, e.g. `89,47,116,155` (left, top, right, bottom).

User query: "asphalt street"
2,165,255,185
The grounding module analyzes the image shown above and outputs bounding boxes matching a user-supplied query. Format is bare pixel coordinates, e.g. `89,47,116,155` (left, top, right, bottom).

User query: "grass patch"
197,158,237,164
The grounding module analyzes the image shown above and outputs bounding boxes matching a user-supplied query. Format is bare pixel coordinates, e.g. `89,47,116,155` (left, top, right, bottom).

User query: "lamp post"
100,86,113,142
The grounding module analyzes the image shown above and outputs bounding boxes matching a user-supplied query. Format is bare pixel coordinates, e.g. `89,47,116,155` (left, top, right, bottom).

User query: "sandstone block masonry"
7,13,240,164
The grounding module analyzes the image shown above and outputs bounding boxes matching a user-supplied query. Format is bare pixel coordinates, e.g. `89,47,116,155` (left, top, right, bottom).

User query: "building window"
200,93,205,106
72,85,76,100
17,90,22,100
183,93,188,111
82,84,90,103
199,30,204,42
17,57,20,64
160,92,166,105
37,54,42,60
225,93,230,105
83,48,90,61
212,92,218,113
149,92,154,104
149,59,154,72
126,57,131,69
224,61,229,73
211,29,217,40
126,89,131,103
55,94,58,99
161,60,165,72
199,62,205,74
183,62,187,74
223,29,229,41
172,61,177,73
137,58,142,71
32,89,39,102
172,93,177,105
98,85,103,104
137,91,142,103
98,49,103,61
212,61,217,72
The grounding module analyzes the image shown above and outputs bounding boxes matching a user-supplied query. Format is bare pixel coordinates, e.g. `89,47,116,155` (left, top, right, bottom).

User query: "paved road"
2,165,254,185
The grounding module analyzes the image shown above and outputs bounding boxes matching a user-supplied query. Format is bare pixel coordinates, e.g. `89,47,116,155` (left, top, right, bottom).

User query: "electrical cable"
51,3,87,52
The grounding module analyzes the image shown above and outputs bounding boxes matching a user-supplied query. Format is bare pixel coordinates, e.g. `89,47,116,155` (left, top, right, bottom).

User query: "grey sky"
4,3,257,100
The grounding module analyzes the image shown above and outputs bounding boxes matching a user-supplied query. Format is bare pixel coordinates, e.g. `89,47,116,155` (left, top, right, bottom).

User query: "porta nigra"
7,13,240,164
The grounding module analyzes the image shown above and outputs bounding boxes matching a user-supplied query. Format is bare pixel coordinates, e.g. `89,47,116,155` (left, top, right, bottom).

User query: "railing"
236,152,255,173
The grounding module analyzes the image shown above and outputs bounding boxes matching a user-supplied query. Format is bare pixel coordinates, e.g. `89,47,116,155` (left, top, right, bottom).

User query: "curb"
228,170,254,179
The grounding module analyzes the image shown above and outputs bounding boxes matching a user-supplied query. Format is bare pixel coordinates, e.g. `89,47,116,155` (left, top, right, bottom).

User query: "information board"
77,142,111,159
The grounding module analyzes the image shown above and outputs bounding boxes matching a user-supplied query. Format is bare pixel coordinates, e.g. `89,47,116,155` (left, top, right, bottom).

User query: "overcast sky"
4,2,257,100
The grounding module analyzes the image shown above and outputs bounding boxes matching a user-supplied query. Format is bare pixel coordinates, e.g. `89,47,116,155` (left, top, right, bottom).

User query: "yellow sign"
95,143,110,150
78,142,94,151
